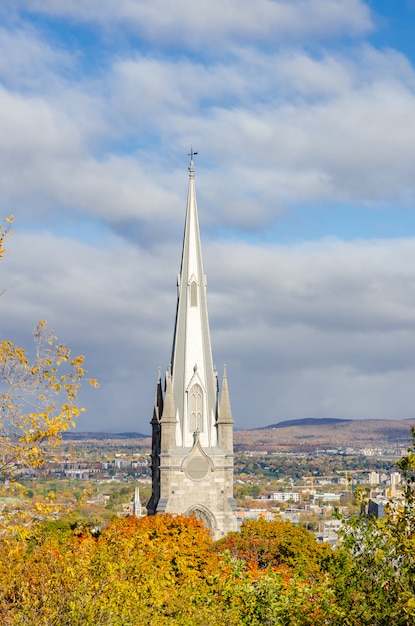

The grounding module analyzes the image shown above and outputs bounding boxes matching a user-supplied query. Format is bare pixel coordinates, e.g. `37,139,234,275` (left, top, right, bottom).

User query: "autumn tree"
0,512,354,626
0,514,240,625
328,426,415,625
215,516,332,579
0,217,98,528
0,321,99,483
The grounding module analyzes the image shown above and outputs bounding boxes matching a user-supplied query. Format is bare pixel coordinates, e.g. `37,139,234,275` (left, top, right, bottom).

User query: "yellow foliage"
0,322,98,531
0,215,13,259
0,514,346,625
1,219,99,528
0,322,96,479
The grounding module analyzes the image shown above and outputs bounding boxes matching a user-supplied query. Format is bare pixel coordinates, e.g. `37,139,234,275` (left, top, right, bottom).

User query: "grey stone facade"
147,158,237,539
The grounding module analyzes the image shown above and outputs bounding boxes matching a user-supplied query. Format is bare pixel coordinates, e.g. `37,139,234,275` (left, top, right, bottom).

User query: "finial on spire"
188,147,198,162
188,148,198,177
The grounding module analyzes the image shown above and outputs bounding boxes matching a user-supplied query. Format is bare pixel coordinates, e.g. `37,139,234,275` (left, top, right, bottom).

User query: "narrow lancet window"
189,383,203,432
190,280,198,307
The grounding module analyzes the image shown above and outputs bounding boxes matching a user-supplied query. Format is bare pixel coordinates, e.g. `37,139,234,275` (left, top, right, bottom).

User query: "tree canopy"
1,217,98,530
1,431,415,624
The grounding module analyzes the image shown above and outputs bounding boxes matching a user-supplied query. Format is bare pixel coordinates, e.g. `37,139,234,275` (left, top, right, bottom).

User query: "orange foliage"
0,514,343,625
0,514,238,625
215,517,332,580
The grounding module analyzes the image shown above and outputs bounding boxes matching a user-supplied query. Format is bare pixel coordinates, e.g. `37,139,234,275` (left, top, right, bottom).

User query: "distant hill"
61,418,415,453
261,417,352,430
234,417,415,452
62,431,150,441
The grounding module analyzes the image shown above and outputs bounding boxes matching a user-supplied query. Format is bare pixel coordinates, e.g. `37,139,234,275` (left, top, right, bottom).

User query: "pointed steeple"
160,367,177,453
170,156,217,448
133,483,142,517
217,365,234,453
218,365,234,424
151,367,164,426
147,369,164,515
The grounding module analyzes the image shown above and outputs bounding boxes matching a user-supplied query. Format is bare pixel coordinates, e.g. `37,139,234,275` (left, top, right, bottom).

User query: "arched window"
189,383,203,432
190,280,198,307
190,507,212,529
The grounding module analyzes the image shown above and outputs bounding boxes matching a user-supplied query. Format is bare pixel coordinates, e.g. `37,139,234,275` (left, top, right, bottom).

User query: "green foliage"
328,426,415,625
222,567,341,626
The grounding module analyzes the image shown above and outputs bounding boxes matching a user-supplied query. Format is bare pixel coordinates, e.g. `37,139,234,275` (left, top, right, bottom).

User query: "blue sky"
1,1,415,433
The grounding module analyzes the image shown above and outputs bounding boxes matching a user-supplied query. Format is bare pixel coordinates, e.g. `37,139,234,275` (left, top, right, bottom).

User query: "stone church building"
147,156,237,539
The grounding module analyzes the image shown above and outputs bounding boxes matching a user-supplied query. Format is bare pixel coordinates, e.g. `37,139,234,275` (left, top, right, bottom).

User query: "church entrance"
186,506,214,531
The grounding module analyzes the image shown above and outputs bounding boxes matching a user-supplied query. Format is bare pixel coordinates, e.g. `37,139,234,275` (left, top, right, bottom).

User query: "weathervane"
188,147,198,161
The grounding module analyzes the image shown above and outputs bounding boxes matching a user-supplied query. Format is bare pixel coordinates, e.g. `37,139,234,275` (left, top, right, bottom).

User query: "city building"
390,472,401,485
271,492,301,502
367,498,386,519
311,492,340,502
369,471,380,486
146,156,238,540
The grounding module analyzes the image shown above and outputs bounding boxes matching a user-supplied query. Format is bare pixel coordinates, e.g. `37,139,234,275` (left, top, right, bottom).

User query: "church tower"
147,156,237,539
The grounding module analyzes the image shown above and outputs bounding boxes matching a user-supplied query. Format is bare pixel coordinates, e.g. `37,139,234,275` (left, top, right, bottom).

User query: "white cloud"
0,25,73,89
0,11,413,234
101,44,415,222
2,232,415,430
0,84,183,224
11,0,373,48
206,237,415,424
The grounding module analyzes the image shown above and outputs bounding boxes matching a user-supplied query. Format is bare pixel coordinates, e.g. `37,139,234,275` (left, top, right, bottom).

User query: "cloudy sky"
1,1,415,433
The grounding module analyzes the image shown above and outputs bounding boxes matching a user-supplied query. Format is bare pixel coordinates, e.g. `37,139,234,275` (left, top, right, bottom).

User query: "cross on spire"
188,147,198,162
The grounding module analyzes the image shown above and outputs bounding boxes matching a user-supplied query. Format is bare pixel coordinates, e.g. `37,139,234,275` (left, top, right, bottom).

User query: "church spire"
170,155,217,448
147,156,237,538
